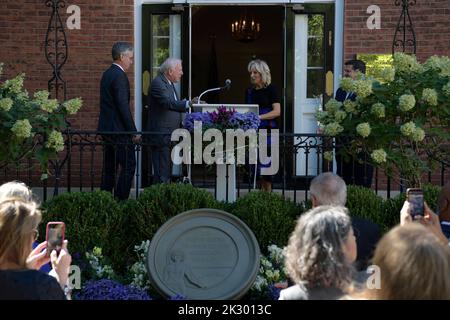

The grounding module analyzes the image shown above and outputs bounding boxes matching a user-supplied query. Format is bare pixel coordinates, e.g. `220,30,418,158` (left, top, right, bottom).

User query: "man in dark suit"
309,172,381,272
335,59,373,188
147,58,196,184
98,42,139,200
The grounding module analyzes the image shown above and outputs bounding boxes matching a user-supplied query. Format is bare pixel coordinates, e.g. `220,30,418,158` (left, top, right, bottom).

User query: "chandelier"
231,15,261,43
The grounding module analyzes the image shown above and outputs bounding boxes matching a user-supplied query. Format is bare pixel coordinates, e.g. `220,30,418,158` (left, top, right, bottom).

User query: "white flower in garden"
424,55,450,77
252,275,268,292
371,103,385,118
343,100,357,114
33,90,50,102
324,151,334,161
443,82,450,97
325,99,342,115
16,90,29,103
0,98,13,112
356,122,371,138
379,67,396,82
340,77,353,92
371,149,387,164
1,74,24,94
400,121,416,137
352,78,373,98
40,99,59,113
324,122,344,136
261,256,273,270
398,94,416,112
422,88,438,106
334,110,347,123
11,119,32,139
45,130,64,152
411,127,425,142
63,98,83,115
315,110,329,122
393,52,423,75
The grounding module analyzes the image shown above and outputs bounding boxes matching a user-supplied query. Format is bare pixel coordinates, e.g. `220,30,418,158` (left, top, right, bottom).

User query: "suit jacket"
335,87,356,103
147,73,187,142
97,64,137,134
352,216,381,271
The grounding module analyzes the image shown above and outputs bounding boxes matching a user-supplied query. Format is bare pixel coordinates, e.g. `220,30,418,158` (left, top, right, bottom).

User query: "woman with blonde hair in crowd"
362,223,450,300
0,180,33,202
279,205,357,300
0,197,71,299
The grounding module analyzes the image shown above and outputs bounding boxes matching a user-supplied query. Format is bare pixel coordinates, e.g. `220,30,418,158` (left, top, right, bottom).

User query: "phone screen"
46,223,64,255
408,191,424,218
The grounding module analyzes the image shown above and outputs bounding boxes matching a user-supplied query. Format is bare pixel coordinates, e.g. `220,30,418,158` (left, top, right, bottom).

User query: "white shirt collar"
113,63,125,72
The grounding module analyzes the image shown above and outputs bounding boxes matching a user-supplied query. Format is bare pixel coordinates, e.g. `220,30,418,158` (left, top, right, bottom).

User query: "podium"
191,104,259,202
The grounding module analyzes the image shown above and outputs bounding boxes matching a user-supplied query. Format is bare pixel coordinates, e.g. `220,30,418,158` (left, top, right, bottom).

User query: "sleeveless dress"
245,84,280,181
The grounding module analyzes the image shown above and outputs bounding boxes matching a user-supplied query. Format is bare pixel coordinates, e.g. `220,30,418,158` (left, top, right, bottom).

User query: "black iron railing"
1,131,448,202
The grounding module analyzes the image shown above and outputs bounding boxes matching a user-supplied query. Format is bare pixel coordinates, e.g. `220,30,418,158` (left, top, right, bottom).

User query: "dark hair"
345,59,366,74
112,42,133,61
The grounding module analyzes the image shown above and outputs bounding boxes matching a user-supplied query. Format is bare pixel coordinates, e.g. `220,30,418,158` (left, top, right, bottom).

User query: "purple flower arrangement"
75,279,152,300
184,106,260,132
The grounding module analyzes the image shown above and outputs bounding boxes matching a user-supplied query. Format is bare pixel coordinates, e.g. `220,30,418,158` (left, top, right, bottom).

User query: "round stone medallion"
147,208,260,300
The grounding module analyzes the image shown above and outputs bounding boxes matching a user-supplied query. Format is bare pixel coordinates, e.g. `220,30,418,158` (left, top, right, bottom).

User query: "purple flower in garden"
183,107,260,132
75,279,152,300
183,112,212,132
267,284,281,300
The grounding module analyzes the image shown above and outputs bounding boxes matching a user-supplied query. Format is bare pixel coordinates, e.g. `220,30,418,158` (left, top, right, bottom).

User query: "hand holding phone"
45,222,65,257
407,188,424,218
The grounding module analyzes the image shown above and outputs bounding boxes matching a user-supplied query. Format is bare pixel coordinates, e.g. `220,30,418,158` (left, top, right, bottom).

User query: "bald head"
310,172,347,207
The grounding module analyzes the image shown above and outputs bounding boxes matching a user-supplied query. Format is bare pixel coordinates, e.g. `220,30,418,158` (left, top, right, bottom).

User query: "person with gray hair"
98,41,139,200
279,206,357,300
309,172,381,271
310,172,347,207
147,57,198,184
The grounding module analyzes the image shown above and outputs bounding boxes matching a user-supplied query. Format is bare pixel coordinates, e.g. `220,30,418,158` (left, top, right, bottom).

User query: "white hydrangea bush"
0,63,82,177
316,53,450,187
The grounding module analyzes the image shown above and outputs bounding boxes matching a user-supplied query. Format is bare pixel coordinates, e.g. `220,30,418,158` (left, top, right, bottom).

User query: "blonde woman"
246,59,281,192
0,180,33,202
362,223,450,300
280,206,357,300
0,199,71,299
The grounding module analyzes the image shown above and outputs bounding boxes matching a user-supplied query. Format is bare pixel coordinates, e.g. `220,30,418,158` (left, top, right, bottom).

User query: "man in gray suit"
148,58,196,183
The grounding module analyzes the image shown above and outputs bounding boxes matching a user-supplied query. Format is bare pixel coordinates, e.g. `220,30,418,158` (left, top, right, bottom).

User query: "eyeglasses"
32,229,39,241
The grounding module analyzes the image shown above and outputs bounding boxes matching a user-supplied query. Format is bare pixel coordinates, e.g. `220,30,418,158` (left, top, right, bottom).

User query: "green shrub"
232,191,302,252
423,184,442,211
346,185,385,230
136,183,221,238
381,194,404,230
41,191,122,262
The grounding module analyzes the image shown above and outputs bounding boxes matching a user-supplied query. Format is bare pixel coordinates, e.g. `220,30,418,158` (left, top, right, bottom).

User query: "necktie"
171,83,178,101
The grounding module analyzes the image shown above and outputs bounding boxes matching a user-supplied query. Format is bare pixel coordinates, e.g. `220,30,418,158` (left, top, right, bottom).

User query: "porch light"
231,14,260,43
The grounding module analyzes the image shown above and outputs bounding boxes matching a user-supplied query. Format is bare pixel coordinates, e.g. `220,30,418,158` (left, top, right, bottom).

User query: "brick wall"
0,0,134,187
344,0,450,61
0,0,134,128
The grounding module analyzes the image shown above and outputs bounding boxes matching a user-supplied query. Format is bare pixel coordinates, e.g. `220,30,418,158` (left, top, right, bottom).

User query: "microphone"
224,79,231,90
198,79,232,102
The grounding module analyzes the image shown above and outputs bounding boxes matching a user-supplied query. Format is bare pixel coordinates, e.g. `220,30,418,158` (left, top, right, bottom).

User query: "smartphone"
46,222,65,256
407,188,424,218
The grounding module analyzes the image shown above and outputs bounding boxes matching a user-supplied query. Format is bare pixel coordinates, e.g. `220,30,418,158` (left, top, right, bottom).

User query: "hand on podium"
188,96,206,108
